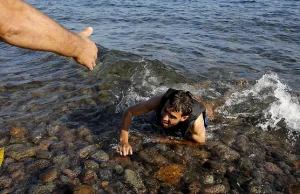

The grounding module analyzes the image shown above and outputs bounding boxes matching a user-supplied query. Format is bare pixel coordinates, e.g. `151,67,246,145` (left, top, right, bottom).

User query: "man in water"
0,0,97,70
117,88,208,156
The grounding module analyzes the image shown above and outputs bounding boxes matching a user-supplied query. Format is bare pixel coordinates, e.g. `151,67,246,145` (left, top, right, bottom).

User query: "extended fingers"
116,145,133,156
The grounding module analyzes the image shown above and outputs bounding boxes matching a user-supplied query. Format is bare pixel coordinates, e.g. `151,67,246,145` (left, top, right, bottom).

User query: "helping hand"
74,27,98,70
116,142,133,156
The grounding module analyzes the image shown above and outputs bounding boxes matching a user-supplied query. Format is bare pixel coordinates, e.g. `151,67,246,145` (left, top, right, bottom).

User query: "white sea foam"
258,74,300,132
221,73,300,132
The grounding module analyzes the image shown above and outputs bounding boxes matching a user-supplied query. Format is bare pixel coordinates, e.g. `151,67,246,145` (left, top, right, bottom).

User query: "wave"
220,73,300,133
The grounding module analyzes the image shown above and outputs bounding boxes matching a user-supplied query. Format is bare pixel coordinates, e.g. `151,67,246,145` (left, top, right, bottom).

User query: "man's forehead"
164,101,182,115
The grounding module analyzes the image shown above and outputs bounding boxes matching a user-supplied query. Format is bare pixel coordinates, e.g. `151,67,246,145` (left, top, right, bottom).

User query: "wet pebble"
98,169,112,180
238,157,254,172
78,145,99,158
84,160,100,170
207,141,240,162
154,164,184,185
203,184,227,194
73,185,96,194
203,173,214,185
188,182,201,194
0,177,12,189
5,144,36,161
49,141,65,151
0,137,9,147
28,183,56,194
40,168,58,183
264,162,283,175
78,126,91,137
25,159,51,174
203,160,227,175
114,164,123,175
10,127,26,138
286,182,300,194
91,150,109,162
124,169,146,193
82,170,98,185
37,138,53,150
233,135,248,152
11,169,27,181
138,147,168,165
36,150,52,159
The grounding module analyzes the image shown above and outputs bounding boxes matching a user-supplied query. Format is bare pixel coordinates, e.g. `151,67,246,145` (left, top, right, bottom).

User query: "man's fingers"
123,147,128,156
78,27,93,38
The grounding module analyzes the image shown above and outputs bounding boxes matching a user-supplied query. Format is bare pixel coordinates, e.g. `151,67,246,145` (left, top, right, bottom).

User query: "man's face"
160,102,189,128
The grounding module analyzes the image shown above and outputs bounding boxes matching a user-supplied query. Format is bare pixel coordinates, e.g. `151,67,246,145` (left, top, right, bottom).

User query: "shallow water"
0,0,300,193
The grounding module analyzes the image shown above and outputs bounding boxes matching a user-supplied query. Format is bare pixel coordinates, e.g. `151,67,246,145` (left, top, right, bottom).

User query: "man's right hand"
117,129,133,156
74,27,98,70
116,142,133,156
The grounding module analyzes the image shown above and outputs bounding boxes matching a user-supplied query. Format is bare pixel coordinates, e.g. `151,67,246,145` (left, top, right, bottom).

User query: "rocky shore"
0,117,300,194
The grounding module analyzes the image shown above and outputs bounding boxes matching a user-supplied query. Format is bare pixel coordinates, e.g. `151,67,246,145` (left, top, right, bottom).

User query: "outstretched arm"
0,0,98,70
117,96,162,156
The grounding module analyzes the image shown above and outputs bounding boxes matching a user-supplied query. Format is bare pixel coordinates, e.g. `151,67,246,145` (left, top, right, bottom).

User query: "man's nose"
163,114,169,120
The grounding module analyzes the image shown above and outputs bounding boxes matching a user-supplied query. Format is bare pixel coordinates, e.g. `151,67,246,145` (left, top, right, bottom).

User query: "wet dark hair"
168,90,194,116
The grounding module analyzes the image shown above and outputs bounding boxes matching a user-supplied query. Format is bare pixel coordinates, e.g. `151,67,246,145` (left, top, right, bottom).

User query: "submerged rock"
10,127,27,138
124,169,146,193
286,182,300,194
78,145,99,158
138,147,168,165
73,185,96,194
264,162,283,175
5,144,36,161
207,141,240,162
40,168,58,183
203,184,227,194
154,164,184,185
0,176,12,189
27,183,56,194
91,150,109,162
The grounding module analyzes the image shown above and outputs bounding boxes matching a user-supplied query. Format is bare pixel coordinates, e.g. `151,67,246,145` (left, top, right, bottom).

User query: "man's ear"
181,115,189,121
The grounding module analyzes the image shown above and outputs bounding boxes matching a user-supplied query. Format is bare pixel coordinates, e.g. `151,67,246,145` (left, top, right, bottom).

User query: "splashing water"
258,74,300,132
221,73,300,133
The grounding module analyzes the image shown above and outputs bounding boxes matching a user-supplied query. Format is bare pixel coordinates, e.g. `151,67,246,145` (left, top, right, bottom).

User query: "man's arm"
0,0,97,70
117,96,162,156
190,113,206,144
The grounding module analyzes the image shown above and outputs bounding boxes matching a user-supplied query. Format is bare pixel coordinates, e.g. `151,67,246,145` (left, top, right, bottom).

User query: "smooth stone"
78,145,98,158
84,160,100,170
5,145,36,161
203,184,227,194
40,168,58,183
36,150,52,159
207,141,240,162
82,170,98,185
98,169,112,181
27,184,56,194
73,185,95,194
233,135,248,152
0,177,12,189
138,147,168,165
25,159,51,174
91,150,109,162
264,162,283,175
10,127,26,138
154,164,184,185
114,164,123,175
124,169,146,193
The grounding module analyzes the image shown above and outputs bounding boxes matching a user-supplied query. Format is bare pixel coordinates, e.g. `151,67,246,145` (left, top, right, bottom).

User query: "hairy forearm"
0,0,80,57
